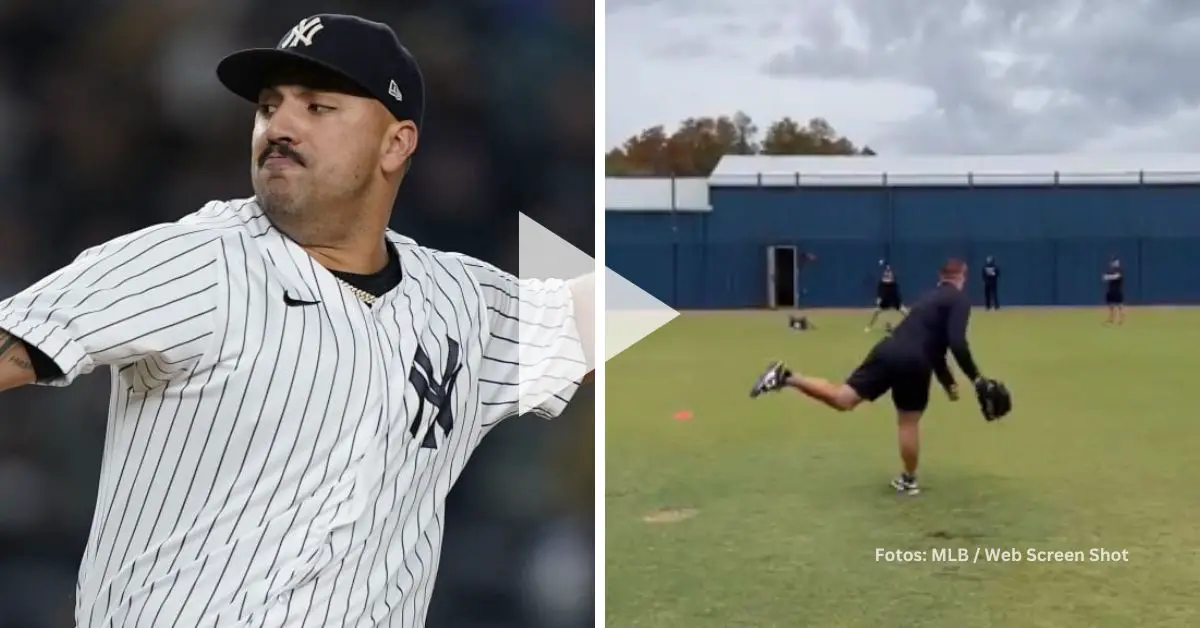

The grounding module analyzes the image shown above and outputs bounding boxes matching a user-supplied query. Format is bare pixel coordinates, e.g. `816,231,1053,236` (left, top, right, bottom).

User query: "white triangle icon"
518,212,679,365
604,266,678,362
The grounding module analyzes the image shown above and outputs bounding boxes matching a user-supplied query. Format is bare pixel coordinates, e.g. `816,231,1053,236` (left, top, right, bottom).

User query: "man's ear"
382,120,418,176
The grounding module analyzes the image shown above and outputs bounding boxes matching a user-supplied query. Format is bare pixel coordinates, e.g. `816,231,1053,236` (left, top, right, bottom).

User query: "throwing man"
750,259,1009,495
0,14,593,628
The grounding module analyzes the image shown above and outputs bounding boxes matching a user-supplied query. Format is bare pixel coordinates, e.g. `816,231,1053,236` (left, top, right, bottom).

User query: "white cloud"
606,0,1200,154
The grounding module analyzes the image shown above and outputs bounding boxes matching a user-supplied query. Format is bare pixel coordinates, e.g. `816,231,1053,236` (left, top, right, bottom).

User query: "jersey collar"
235,199,431,314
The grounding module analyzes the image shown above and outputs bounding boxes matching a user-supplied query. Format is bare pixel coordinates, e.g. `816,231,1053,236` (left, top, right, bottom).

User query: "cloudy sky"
605,0,1200,154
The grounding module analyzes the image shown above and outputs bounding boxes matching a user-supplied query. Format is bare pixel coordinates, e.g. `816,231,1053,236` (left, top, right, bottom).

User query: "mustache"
259,142,306,167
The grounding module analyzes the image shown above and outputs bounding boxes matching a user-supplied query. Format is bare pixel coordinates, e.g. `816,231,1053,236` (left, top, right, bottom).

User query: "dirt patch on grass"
641,508,699,524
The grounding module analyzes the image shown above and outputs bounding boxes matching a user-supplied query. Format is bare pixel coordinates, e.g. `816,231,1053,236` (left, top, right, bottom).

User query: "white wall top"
707,153,1200,187
605,177,711,211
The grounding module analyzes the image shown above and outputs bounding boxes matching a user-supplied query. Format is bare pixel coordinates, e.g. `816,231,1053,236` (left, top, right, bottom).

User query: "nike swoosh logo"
283,292,320,307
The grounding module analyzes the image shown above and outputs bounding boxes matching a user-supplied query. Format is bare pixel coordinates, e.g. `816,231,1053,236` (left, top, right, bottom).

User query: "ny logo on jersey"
408,338,463,449
279,17,323,48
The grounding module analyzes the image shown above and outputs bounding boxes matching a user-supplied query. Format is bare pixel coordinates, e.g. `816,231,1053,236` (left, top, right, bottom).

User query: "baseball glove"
973,378,1012,421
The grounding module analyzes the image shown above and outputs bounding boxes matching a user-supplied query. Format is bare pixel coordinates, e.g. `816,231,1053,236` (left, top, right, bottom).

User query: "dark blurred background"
0,1,595,626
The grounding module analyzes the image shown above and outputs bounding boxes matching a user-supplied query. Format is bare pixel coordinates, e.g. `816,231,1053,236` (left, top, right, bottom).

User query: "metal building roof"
708,153,1200,187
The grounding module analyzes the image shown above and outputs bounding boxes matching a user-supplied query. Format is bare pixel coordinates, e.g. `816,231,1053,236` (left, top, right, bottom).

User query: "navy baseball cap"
216,14,425,129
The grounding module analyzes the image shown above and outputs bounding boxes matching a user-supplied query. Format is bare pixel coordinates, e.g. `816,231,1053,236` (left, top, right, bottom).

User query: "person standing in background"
1103,257,1125,325
982,256,1000,310
865,262,907,332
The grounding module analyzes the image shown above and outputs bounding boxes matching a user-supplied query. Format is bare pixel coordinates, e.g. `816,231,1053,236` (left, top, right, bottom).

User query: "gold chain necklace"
336,277,379,306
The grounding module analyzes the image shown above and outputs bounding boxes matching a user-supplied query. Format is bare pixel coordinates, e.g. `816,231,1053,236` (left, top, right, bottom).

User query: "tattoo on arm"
0,332,33,373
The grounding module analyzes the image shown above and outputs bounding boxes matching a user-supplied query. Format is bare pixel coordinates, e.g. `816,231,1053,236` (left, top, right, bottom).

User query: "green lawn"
606,308,1200,628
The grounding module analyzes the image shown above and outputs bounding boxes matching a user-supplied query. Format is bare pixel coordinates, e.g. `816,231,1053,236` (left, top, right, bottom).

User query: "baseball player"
981,256,1000,310
0,14,593,628
1103,257,1125,324
749,259,1010,496
865,262,907,332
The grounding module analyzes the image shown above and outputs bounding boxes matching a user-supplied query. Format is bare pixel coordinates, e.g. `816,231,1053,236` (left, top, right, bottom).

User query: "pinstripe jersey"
0,198,587,627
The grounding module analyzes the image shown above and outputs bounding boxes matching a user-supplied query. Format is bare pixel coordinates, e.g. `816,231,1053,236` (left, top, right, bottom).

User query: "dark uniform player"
749,259,1008,495
982,256,1000,310
866,263,907,332
1103,257,1125,325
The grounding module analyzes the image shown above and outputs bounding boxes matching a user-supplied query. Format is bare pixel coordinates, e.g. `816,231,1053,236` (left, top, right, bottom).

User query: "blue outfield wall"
606,184,1200,308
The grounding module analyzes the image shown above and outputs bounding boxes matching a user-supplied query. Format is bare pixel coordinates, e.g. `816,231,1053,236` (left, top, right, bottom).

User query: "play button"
518,211,680,367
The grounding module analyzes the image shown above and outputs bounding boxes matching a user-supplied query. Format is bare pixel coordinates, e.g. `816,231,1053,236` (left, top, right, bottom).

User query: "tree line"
605,112,876,177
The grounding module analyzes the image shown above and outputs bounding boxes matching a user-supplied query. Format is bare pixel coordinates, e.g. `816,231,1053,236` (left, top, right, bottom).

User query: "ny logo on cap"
280,17,324,48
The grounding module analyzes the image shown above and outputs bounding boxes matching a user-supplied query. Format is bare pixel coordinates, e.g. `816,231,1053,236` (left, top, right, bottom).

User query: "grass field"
606,308,1200,627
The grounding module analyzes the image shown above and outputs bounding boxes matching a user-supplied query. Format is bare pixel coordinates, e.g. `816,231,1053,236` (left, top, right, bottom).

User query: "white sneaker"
749,361,787,398
889,474,920,495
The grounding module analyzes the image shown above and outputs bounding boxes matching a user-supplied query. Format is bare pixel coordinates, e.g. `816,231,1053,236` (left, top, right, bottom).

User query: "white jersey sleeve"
466,259,588,422
0,223,226,387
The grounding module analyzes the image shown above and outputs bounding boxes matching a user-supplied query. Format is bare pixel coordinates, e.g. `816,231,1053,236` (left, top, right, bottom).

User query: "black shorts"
1106,291,1124,305
845,339,932,413
877,286,902,310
